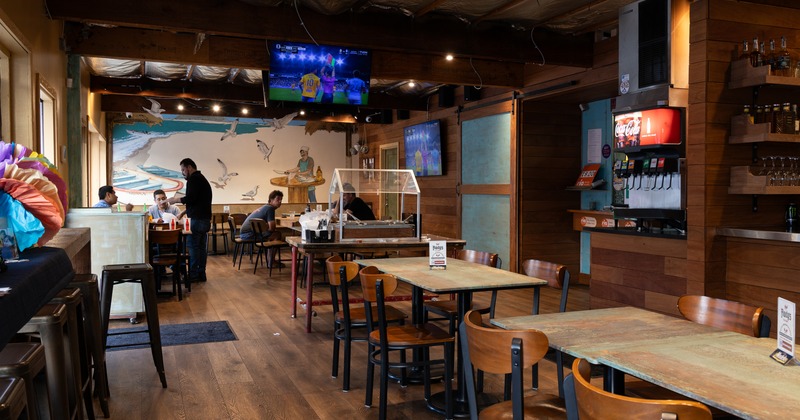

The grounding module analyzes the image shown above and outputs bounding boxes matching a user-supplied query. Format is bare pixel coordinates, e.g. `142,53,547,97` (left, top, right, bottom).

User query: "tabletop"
285,234,466,252
360,256,546,294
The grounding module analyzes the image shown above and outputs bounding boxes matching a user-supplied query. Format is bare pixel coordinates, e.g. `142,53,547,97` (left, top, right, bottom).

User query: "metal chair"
228,214,256,269
570,358,712,420
148,228,185,300
250,218,286,277
207,212,229,255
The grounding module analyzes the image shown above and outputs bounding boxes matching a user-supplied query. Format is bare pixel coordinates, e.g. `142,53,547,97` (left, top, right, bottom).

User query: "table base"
387,366,444,385
428,391,501,418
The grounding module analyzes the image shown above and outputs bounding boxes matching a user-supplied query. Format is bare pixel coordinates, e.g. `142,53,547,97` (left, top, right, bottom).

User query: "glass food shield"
328,168,421,242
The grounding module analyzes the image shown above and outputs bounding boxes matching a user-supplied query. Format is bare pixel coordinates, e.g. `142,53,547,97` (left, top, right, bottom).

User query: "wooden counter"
567,209,615,231
48,227,91,274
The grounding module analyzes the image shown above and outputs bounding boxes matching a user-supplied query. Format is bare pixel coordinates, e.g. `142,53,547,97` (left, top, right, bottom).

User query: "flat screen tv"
267,41,371,105
403,120,443,177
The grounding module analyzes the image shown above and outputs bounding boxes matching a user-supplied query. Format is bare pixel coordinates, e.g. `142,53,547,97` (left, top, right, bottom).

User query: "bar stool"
0,377,27,420
50,288,94,420
0,343,46,419
67,274,109,418
16,303,72,420
100,263,167,388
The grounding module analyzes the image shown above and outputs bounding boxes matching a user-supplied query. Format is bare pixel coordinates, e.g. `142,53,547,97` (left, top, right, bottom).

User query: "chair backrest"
250,218,269,243
522,258,571,313
359,267,400,348
571,358,712,420
453,249,499,268
227,216,238,236
677,295,767,337
460,310,550,419
211,213,228,234
326,255,361,320
149,229,181,264
149,228,180,246
230,213,248,229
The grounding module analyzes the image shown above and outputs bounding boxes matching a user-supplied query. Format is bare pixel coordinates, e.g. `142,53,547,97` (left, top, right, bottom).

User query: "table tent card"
429,240,446,269
771,297,795,365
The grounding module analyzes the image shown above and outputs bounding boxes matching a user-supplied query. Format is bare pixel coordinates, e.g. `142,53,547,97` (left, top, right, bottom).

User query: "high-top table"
360,256,547,417
0,247,75,349
285,235,465,333
491,306,800,418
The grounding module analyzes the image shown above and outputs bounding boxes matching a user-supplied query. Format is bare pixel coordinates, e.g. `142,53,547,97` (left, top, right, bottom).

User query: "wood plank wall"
692,0,800,314
518,102,581,277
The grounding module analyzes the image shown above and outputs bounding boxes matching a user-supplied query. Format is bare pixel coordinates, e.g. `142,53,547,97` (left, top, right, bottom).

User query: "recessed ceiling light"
177,104,184,111
299,110,306,116
242,108,249,115
445,54,454,61
408,81,416,88
212,104,221,112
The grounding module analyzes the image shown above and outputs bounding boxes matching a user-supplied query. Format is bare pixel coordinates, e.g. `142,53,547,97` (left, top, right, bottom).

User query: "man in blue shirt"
93,186,133,210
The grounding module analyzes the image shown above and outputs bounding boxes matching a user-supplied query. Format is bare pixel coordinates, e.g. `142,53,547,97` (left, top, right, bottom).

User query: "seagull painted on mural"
220,119,239,141
269,112,298,131
210,180,226,189
216,158,239,184
241,185,259,200
255,139,274,161
142,98,165,120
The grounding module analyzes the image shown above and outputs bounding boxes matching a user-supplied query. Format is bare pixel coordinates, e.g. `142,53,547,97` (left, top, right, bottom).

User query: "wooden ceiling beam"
48,0,594,67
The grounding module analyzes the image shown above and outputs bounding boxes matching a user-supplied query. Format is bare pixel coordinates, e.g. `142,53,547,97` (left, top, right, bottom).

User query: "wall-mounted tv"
403,120,443,177
267,41,371,105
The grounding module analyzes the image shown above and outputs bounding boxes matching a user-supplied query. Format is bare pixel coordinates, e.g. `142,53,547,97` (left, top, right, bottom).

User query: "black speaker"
438,86,455,108
464,86,481,102
397,109,410,120
380,109,393,124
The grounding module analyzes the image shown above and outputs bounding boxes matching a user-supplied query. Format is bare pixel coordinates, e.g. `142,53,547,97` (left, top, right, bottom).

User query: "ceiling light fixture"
242,108,249,115
408,81,416,88
177,104,185,111
212,104,221,112
299,109,306,116
445,54,454,61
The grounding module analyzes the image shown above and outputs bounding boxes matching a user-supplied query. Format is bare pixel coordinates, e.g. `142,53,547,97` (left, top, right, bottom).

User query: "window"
37,76,56,160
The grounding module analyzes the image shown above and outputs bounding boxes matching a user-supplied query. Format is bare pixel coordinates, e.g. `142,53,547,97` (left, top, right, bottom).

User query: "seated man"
240,190,283,240
93,185,133,211
332,182,375,221
148,189,184,222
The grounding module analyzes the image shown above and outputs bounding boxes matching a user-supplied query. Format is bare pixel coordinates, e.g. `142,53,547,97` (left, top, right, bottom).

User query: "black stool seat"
0,377,27,420
51,288,94,420
0,343,45,419
100,263,167,388
68,273,109,418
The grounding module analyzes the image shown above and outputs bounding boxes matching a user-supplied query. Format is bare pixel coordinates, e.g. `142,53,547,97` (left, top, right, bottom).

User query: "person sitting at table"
147,189,184,223
331,182,375,221
93,185,134,211
239,190,283,240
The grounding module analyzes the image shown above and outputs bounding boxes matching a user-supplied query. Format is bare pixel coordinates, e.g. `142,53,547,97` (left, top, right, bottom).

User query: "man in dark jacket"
167,158,212,282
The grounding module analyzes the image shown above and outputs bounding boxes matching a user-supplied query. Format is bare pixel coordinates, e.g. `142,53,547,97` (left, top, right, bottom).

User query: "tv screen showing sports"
403,120,443,177
268,41,371,105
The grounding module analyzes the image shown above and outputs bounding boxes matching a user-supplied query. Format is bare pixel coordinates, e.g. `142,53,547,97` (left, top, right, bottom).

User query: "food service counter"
716,226,800,243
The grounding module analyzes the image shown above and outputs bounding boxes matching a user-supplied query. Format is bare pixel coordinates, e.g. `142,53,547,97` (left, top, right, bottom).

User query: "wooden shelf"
728,166,800,194
729,115,800,143
729,58,800,89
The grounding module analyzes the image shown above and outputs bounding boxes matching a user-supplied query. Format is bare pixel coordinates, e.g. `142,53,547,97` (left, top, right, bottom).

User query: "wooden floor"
101,252,590,419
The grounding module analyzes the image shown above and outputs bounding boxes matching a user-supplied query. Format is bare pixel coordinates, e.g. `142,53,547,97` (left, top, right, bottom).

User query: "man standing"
148,189,183,222
240,190,283,240
167,158,212,282
93,185,134,211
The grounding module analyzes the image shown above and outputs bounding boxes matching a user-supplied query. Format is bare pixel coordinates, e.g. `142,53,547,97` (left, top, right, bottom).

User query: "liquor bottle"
779,103,792,133
772,103,781,133
315,166,323,181
768,39,777,72
750,37,761,67
740,40,750,60
759,42,767,68
743,104,752,123
778,36,792,77
755,104,764,124
795,104,800,134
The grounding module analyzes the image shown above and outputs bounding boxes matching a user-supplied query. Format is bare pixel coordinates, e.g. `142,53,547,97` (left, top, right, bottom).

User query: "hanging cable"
469,57,483,90
530,27,546,66
294,0,320,46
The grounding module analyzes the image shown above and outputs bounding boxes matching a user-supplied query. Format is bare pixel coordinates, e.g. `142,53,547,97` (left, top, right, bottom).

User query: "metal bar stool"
0,377,27,420
0,343,46,419
67,274,109,418
50,289,94,420
16,303,71,420
100,263,167,388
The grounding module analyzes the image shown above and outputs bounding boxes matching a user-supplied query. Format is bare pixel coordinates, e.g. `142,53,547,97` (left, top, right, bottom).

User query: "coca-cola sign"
614,108,682,148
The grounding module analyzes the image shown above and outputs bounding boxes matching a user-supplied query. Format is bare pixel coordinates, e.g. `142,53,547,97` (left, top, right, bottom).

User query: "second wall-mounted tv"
267,41,371,105
404,120,443,177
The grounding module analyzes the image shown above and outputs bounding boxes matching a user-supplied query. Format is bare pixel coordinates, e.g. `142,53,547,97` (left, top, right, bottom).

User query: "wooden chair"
360,266,454,420
250,218,286,277
570,358,712,420
149,228,185,300
514,258,571,397
228,214,256,269
325,256,406,392
423,249,499,334
207,212,229,255
677,295,770,337
461,310,566,419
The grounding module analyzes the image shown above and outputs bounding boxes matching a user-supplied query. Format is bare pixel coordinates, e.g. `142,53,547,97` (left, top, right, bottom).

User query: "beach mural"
111,115,347,206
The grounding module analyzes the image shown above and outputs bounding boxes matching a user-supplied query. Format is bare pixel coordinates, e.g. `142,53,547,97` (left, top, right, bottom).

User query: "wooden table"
491,307,799,418
269,176,325,204
362,257,547,416
285,236,466,333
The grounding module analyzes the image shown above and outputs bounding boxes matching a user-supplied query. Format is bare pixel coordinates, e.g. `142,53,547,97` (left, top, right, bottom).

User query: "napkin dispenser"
304,228,333,243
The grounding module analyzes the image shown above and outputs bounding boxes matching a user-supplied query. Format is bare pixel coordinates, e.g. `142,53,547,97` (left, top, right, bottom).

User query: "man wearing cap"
167,158,212,282
332,182,375,221
93,185,134,211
